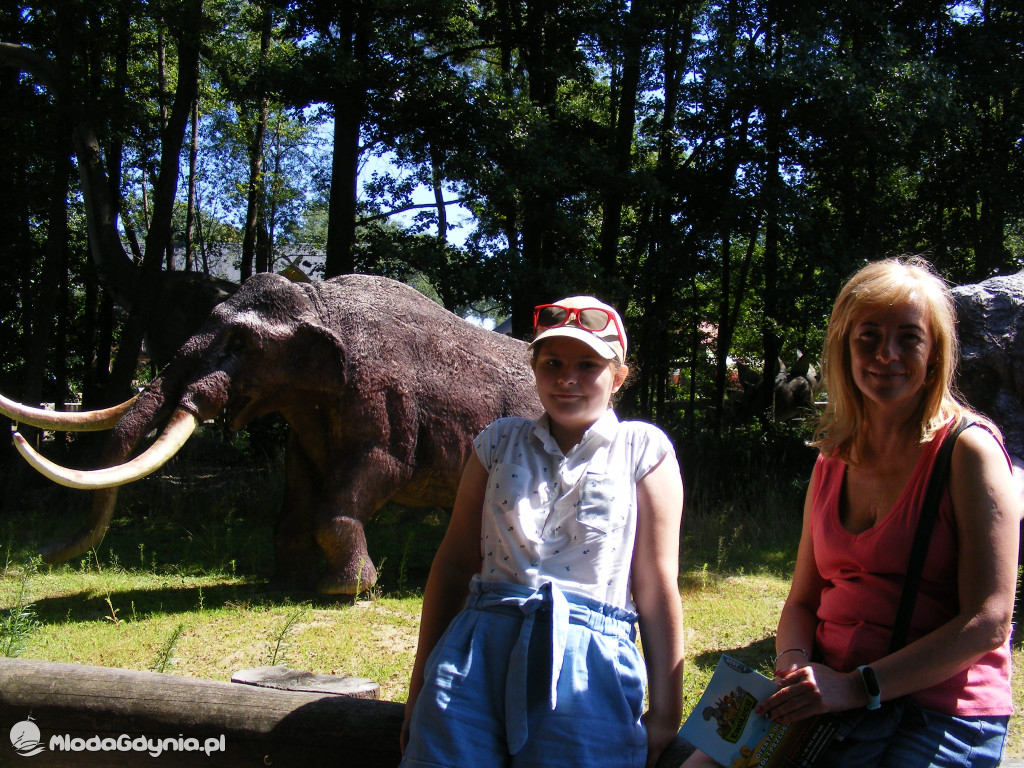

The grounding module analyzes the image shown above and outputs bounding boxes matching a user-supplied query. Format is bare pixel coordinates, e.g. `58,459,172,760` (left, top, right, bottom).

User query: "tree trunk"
55,237,70,418
324,4,368,279
430,144,447,246
758,14,784,425
325,100,360,278
157,19,168,131
713,219,757,434
185,91,200,272
634,0,692,420
141,165,151,234
105,2,202,404
0,44,138,308
21,134,71,437
241,7,271,282
598,0,648,305
196,187,211,274
260,119,281,274
105,3,129,244
713,228,732,434
81,260,111,409
508,0,562,337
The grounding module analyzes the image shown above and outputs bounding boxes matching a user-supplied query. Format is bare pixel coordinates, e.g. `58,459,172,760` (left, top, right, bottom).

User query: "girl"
400,295,685,768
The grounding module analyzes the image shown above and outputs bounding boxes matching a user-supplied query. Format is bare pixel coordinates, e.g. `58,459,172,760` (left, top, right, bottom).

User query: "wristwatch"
857,665,882,710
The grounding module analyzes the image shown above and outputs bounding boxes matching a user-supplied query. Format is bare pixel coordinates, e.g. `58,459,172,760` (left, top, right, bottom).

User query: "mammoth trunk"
40,488,120,564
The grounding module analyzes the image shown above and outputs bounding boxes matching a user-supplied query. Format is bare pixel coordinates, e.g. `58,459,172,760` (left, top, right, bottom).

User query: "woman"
685,257,1018,767
400,295,685,768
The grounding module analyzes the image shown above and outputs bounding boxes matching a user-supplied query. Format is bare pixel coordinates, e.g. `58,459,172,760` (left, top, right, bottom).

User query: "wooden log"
0,657,695,767
0,657,403,767
231,666,380,700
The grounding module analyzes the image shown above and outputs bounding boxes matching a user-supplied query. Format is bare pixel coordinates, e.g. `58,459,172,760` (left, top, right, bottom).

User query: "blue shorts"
822,698,1008,768
400,580,648,768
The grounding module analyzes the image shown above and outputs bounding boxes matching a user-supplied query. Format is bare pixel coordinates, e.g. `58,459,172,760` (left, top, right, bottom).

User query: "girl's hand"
399,700,415,754
756,663,863,724
643,710,681,768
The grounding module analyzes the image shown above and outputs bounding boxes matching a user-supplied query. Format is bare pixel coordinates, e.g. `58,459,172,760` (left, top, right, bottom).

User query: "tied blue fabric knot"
505,581,569,754
468,581,570,754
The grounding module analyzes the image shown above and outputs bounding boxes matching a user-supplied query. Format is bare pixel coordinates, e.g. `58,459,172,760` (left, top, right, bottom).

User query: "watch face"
862,666,881,696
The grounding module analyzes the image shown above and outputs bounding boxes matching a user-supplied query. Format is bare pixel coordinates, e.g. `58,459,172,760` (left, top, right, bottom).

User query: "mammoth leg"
315,513,377,596
314,449,411,596
268,433,323,592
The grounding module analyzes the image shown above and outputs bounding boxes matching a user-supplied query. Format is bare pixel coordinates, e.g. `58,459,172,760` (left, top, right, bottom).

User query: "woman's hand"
757,663,863,724
773,648,810,679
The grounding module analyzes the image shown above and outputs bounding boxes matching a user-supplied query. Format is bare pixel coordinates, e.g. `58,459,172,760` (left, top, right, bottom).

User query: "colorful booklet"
678,655,840,768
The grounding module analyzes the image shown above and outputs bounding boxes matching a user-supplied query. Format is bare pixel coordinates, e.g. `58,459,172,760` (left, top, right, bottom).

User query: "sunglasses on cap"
533,304,626,355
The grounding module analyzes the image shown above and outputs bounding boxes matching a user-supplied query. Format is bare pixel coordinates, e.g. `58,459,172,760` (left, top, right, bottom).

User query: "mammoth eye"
222,331,250,355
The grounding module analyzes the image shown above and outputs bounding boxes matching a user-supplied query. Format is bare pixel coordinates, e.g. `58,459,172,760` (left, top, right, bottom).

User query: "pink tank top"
810,422,1012,716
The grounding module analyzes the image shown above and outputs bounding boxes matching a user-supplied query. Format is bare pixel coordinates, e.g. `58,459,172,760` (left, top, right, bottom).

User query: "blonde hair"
812,256,976,462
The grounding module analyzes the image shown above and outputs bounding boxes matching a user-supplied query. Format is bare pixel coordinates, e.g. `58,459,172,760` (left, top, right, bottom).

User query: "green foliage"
267,604,308,667
0,557,41,658
151,622,186,673
4,1,1024,414
678,422,816,578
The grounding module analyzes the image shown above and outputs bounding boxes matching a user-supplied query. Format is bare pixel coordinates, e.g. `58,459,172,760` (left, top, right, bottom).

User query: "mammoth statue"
731,352,820,423
952,269,1024,492
1,273,542,594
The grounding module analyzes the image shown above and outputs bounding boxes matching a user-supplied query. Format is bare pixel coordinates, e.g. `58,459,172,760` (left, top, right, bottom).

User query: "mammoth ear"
791,352,812,380
291,321,348,388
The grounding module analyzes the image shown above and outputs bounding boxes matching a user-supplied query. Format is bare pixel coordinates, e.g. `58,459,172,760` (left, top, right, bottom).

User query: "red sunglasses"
533,304,626,354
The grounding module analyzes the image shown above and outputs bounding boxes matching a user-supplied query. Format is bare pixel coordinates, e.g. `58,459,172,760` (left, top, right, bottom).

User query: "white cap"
528,295,626,362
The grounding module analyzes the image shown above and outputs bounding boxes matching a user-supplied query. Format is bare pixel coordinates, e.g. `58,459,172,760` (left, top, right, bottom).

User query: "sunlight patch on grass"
679,573,790,714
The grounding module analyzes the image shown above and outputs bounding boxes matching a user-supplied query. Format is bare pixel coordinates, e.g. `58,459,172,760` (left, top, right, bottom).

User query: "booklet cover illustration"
679,655,839,768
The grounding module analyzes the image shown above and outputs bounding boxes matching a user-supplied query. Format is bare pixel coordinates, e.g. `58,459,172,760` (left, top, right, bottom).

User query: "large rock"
952,271,1024,458
954,271,1024,648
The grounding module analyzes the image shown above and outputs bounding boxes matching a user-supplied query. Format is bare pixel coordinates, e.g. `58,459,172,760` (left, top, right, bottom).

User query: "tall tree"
107,0,204,399
238,0,274,280
597,0,651,304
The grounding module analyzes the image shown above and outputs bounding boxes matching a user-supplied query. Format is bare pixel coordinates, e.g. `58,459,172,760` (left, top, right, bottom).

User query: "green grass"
1,425,1022,756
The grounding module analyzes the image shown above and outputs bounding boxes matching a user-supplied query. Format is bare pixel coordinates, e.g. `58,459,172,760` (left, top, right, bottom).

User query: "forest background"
1,0,1022,436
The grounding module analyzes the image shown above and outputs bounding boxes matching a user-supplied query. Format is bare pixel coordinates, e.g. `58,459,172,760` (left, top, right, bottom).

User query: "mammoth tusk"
12,408,199,489
0,391,139,431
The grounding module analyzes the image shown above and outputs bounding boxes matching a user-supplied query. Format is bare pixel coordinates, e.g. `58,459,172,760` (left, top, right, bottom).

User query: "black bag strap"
888,417,973,653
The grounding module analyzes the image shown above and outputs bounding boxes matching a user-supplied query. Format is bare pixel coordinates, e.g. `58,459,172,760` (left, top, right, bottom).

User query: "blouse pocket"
487,463,531,513
577,472,629,532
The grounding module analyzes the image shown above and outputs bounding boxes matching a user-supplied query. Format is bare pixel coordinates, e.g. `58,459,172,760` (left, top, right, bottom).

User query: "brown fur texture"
91,274,543,594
